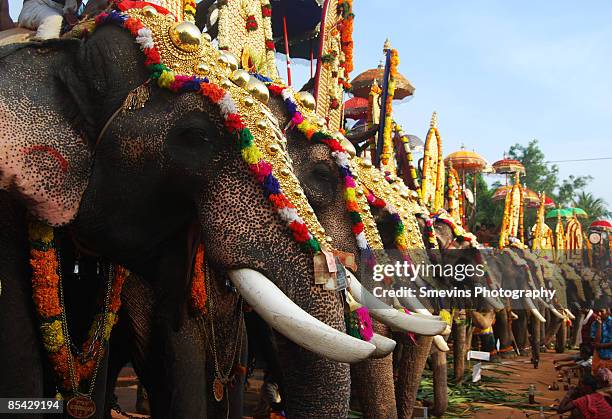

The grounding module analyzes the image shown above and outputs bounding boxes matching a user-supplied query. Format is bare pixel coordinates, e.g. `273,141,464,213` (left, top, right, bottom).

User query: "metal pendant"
213,377,224,402
66,395,96,418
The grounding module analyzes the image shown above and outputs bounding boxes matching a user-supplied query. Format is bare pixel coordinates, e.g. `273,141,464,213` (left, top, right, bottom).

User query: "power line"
545,157,612,163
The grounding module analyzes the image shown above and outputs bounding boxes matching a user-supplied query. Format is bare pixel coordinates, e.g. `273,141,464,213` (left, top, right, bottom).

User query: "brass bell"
294,91,316,111
231,69,250,87
267,144,280,154
222,52,240,72
142,5,158,16
168,22,202,53
246,77,269,104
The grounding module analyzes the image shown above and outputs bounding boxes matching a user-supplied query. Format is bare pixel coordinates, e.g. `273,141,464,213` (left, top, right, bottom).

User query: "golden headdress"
420,112,445,212
95,2,337,253
217,0,278,79
499,172,524,248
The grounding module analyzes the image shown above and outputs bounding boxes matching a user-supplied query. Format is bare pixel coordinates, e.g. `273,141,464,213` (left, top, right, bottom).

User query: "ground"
110,351,574,418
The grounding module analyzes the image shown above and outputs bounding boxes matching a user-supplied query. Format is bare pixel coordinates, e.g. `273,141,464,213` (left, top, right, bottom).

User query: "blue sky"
8,0,612,207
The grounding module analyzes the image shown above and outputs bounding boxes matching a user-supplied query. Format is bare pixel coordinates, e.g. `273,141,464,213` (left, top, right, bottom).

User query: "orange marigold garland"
29,221,128,394
337,0,354,90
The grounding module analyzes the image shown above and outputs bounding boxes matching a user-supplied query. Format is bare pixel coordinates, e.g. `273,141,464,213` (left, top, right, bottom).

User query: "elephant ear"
0,40,91,226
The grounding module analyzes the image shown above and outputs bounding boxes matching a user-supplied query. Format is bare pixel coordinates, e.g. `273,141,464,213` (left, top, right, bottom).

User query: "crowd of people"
554,308,612,418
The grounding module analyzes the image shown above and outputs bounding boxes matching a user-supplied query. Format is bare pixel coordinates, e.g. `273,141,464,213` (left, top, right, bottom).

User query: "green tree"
507,139,558,197
558,175,593,207
573,191,612,227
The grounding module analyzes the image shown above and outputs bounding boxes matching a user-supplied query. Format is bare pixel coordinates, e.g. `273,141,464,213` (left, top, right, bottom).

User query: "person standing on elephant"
17,0,78,39
592,309,612,374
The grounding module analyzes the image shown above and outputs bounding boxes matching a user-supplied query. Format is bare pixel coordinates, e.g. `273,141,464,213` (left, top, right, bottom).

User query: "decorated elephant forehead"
93,3,335,254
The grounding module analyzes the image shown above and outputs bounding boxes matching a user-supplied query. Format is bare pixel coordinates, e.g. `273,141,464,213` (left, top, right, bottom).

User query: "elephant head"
0,9,376,417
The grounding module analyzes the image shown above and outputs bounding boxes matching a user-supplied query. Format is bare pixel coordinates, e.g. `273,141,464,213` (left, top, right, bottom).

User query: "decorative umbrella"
350,64,415,100
406,134,424,153
444,147,488,173
546,208,573,219
271,0,324,59
491,185,512,202
568,207,588,218
590,219,612,231
523,188,541,207
492,158,525,175
542,195,556,208
343,96,369,120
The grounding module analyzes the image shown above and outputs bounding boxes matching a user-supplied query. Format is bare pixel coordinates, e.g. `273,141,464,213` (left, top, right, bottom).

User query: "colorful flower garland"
183,0,196,22
29,221,127,393
261,0,274,52
380,49,399,170
268,83,372,263
94,8,321,254
337,0,354,90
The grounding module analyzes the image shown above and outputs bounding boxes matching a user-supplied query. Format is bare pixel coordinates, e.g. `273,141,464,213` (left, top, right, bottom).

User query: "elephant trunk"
395,335,434,419
352,322,398,419
453,321,467,384
430,347,449,417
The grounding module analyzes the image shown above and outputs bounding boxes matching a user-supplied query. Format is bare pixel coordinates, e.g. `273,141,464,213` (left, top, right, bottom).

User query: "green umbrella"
545,208,572,219
567,207,588,218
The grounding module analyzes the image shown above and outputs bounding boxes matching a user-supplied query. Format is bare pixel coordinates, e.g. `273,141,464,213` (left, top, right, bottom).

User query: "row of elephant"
1,15,610,419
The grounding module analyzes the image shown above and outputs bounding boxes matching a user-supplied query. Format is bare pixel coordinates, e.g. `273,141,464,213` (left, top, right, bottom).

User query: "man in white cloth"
18,0,78,39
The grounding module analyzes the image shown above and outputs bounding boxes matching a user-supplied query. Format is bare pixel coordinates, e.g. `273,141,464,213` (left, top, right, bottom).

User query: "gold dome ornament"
142,5,158,17
231,69,251,87
246,76,269,104
220,51,240,71
294,91,316,111
169,21,202,52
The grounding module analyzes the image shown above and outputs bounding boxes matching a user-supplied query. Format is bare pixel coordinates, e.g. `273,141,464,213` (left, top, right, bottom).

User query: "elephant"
0,18,380,418
97,83,446,418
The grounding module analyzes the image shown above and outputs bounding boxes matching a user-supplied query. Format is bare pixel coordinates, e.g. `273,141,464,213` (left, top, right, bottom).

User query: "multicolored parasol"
590,219,612,231
492,158,525,175
343,96,369,120
546,208,573,219
270,0,324,59
444,147,488,173
568,207,588,218
350,63,415,99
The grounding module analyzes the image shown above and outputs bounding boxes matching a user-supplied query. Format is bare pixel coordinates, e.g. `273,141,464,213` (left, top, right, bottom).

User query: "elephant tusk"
564,309,576,320
346,272,447,336
510,311,519,320
531,308,547,323
549,306,565,319
369,333,397,358
523,297,546,323
228,269,376,363
433,335,450,352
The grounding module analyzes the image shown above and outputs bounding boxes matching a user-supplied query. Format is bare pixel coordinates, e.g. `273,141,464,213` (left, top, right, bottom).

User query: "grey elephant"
0,11,381,418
